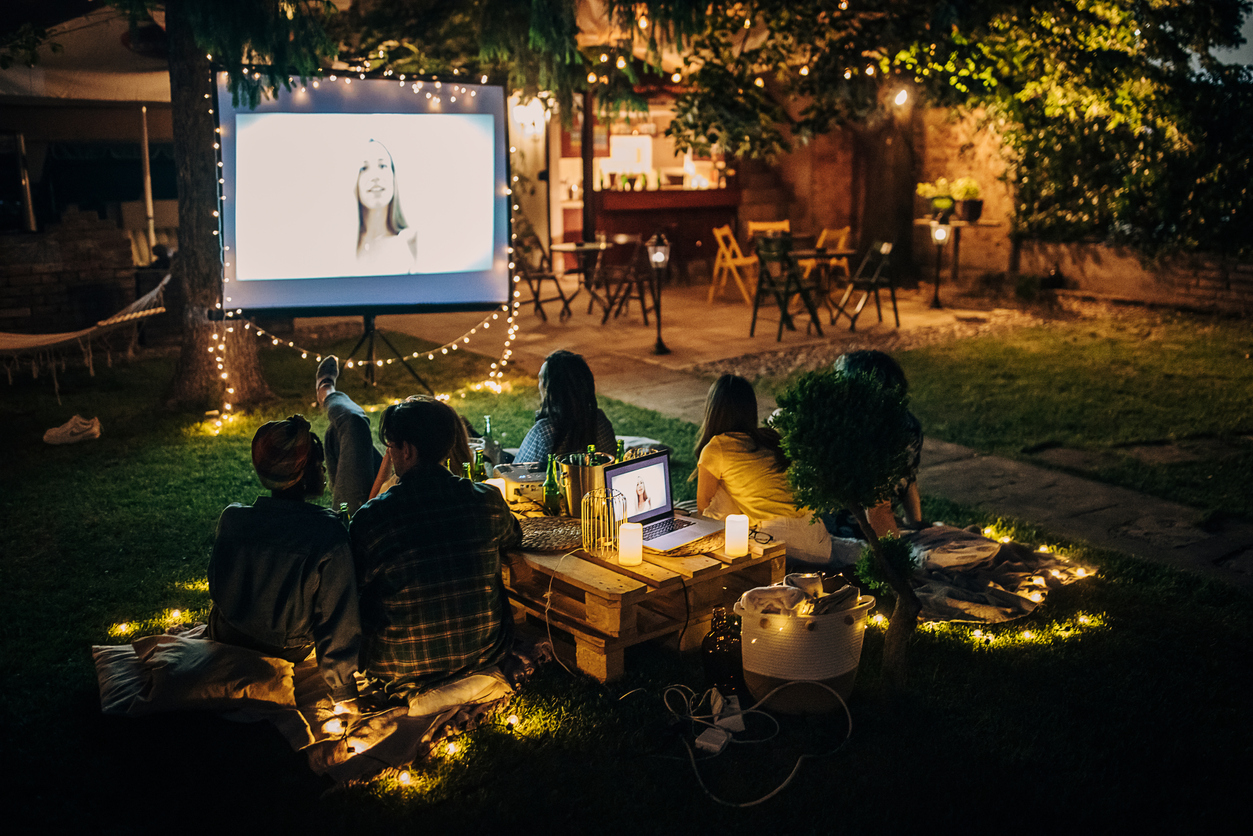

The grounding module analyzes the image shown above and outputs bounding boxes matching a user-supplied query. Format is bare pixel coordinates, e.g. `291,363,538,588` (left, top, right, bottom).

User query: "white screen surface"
217,76,510,314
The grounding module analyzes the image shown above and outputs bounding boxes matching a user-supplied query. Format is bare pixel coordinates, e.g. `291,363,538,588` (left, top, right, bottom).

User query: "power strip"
715,695,745,732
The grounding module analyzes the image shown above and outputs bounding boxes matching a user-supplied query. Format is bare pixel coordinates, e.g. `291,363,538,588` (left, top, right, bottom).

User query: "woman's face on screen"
357,149,395,211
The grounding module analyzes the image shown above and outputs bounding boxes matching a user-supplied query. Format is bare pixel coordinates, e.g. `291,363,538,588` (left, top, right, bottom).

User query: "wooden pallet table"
503,542,785,682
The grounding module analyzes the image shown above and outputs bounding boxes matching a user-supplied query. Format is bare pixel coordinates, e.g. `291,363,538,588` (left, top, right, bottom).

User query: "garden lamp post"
646,233,671,355
929,222,950,309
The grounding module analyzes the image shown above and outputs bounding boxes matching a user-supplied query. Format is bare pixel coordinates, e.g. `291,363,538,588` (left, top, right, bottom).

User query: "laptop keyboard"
643,517,693,540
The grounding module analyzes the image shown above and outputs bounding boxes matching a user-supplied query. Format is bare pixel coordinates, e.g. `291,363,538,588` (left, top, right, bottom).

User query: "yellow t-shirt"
698,432,807,525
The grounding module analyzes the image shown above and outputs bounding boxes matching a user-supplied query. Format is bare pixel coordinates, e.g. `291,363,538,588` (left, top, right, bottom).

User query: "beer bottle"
336,502,350,528
461,461,474,481
615,439,625,463
474,449,487,481
543,454,563,516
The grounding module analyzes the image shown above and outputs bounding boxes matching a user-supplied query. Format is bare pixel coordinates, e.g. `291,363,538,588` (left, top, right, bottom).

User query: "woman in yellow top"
693,374,839,565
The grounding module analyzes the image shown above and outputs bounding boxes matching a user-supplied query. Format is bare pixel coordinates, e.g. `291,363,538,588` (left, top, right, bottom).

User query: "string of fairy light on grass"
202,61,529,435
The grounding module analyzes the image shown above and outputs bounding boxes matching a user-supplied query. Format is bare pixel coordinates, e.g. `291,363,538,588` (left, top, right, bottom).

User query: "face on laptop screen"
605,456,672,522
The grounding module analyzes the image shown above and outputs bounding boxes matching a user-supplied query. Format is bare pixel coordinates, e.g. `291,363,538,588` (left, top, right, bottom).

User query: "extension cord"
695,726,731,754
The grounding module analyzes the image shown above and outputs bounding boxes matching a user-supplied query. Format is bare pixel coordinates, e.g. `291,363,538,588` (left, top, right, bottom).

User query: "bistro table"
790,246,858,323
913,218,1002,286
550,240,614,318
502,541,785,682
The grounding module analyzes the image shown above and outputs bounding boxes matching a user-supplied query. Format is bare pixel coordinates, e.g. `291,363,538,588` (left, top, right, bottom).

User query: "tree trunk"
851,504,922,691
162,1,272,410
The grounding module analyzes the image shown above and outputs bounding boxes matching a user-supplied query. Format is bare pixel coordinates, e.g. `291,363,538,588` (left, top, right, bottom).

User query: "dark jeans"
323,391,383,515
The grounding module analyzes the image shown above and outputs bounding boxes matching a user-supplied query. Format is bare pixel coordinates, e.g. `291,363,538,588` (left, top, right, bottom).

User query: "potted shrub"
773,369,923,690
916,178,954,221
952,177,983,222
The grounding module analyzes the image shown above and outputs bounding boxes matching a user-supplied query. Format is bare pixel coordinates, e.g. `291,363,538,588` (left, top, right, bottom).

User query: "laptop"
602,450,723,551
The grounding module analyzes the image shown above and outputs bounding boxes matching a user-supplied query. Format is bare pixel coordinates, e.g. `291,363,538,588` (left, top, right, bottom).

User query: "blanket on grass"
902,525,1092,623
92,624,551,782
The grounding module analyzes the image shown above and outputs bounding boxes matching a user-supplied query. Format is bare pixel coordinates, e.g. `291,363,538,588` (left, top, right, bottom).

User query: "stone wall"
0,208,136,333
913,107,1014,281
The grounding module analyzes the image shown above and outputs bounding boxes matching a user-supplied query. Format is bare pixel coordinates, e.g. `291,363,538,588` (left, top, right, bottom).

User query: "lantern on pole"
645,233,671,355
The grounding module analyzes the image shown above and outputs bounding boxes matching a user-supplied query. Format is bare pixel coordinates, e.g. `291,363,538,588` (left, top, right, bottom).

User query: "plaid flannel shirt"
515,408,617,463
349,463,521,696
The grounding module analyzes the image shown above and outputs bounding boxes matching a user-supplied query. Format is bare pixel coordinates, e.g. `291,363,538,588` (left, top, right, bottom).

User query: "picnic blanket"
902,525,1091,623
92,624,551,782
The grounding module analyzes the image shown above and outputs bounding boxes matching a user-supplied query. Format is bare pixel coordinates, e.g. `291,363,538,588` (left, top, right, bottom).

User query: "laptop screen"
603,451,673,524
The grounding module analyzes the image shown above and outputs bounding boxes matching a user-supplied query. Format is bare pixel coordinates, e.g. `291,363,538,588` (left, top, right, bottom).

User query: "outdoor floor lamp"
646,233,671,355
930,222,950,309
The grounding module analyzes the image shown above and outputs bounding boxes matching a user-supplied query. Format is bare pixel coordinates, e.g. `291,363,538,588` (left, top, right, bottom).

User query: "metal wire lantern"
581,488,627,558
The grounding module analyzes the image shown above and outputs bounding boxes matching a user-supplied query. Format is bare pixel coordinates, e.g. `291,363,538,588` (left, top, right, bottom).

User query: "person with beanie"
207,415,363,705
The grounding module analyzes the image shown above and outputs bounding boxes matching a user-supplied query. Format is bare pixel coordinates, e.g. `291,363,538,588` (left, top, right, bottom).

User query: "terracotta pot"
955,199,984,222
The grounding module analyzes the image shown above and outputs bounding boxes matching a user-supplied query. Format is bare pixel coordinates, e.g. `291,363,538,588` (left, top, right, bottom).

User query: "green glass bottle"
336,502,350,528
461,461,474,481
615,439,625,463
542,454,563,516
474,449,487,481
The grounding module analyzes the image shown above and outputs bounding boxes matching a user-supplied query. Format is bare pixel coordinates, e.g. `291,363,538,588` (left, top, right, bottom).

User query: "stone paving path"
348,283,1253,593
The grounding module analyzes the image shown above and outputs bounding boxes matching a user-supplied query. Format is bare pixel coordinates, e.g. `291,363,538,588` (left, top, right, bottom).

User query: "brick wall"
0,208,136,333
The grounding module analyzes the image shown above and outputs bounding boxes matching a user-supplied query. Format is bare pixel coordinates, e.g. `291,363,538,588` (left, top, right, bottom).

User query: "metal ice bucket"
557,451,613,518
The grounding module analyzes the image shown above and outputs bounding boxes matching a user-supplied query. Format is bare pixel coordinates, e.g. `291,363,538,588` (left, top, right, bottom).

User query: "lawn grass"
2,330,1251,832
761,307,1253,521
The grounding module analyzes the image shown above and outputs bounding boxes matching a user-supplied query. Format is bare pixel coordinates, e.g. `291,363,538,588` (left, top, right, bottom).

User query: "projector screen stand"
344,314,434,394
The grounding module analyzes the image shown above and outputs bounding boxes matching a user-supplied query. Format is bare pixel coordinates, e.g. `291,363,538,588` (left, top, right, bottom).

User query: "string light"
204,67,529,425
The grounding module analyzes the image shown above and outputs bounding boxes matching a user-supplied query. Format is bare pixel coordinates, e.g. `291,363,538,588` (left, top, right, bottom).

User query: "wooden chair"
751,233,824,341
746,220,791,238
708,224,757,305
832,241,900,331
515,236,573,322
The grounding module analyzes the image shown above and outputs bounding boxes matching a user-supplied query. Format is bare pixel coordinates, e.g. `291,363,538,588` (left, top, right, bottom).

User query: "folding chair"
750,233,824,341
832,241,900,331
708,225,757,305
598,234,653,325
746,220,791,237
516,236,573,321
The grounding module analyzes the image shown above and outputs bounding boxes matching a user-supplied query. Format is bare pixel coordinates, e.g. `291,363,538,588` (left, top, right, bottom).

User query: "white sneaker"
44,415,102,445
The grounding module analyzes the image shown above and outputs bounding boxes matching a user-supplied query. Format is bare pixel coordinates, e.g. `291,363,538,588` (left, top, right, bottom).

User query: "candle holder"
581,488,627,559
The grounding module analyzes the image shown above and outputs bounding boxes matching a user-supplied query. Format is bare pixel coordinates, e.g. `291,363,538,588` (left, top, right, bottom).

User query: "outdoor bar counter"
591,186,741,279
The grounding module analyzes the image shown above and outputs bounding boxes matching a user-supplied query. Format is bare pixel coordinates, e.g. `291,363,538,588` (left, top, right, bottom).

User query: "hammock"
1,274,171,401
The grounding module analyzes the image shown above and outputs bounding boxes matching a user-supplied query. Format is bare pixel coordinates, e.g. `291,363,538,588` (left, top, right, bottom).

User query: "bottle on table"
482,415,501,465
615,439,625,462
543,454,563,516
461,461,474,481
474,449,487,481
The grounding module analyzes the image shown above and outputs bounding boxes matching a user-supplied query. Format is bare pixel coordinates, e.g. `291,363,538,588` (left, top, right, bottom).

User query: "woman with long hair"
516,349,616,462
693,374,836,565
355,139,417,274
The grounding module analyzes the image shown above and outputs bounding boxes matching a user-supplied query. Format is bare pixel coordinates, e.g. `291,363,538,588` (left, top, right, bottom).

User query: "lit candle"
725,514,749,557
485,478,507,498
619,522,643,566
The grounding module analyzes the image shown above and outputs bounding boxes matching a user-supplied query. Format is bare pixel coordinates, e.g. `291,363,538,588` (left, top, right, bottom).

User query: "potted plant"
915,178,954,221
952,177,983,222
773,369,923,690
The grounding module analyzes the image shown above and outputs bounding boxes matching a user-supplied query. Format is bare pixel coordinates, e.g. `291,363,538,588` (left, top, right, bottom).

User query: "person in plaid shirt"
349,397,521,700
